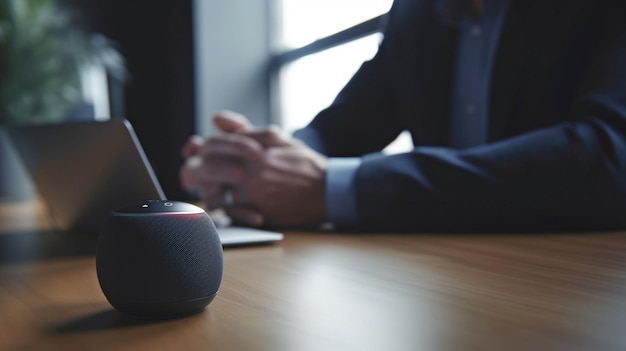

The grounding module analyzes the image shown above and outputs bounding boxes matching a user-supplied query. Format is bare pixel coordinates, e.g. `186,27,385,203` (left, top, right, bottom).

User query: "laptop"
7,119,283,246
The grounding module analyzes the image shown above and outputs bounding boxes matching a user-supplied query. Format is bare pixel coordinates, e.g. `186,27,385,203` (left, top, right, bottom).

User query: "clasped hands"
180,111,328,229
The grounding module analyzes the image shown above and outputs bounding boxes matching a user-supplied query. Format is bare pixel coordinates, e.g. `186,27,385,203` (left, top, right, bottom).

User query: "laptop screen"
8,119,165,233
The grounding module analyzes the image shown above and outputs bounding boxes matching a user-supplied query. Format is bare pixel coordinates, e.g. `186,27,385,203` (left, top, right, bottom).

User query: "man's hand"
180,111,328,228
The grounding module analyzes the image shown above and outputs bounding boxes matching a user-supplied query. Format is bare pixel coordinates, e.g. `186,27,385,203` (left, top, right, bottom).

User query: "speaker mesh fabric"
96,212,223,305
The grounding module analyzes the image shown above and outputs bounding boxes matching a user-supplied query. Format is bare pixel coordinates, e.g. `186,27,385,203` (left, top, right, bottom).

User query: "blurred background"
1,0,410,202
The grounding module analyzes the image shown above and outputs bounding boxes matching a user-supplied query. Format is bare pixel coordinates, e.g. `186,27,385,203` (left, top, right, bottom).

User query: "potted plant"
0,0,125,200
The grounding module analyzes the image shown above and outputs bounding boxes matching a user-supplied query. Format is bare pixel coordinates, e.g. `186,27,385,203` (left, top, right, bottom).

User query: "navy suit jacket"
294,0,626,232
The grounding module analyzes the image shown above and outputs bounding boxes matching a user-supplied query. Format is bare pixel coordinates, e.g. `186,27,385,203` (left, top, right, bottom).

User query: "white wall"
193,0,273,136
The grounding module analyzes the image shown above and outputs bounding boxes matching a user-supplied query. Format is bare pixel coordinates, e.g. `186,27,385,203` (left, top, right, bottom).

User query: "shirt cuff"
326,157,361,227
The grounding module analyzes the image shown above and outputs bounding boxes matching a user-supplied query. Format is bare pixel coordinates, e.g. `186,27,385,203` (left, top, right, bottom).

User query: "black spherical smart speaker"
96,200,223,319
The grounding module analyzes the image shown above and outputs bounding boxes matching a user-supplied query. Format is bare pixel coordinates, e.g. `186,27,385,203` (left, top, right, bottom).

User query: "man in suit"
180,0,626,232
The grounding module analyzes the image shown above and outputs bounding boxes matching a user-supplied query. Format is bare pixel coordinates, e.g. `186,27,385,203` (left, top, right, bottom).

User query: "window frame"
270,14,388,69
268,12,390,125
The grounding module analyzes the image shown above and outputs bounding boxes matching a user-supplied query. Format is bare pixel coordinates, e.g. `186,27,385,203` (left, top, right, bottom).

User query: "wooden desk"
2,200,626,351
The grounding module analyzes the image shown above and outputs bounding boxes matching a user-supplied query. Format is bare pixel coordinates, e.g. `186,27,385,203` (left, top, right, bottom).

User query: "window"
278,1,393,50
272,0,412,153
277,34,383,133
272,0,391,132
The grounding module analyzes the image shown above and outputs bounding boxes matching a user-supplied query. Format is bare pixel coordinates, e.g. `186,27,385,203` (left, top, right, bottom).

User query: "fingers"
180,156,203,191
213,110,253,133
242,125,292,148
198,133,265,162
199,186,265,228
199,184,229,209
212,111,291,148
181,135,205,158
180,126,284,194
186,110,252,158
180,111,291,230
182,155,248,188
193,112,290,156
226,206,264,227
180,123,266,206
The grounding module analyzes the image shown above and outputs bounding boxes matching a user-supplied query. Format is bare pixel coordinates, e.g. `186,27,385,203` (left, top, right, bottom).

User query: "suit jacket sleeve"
295,0,626,232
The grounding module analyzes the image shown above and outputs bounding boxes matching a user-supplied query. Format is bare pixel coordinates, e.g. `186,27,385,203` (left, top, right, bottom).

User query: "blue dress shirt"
325,0,510,226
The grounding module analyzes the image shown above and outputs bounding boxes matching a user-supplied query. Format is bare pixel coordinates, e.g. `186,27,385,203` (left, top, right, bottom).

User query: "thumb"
213,110,253,133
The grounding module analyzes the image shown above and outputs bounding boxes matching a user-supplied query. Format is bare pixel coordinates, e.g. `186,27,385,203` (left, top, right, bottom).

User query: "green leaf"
0,0,125,126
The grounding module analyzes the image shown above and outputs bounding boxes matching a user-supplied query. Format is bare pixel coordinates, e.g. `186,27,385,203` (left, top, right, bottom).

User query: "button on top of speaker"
113,200,205,216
